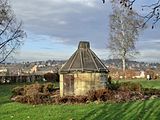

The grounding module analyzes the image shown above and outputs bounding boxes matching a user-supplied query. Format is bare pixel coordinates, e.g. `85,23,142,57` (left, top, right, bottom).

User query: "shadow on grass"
80,100,160,120
1,84,160,120
0,84,16,106
0,99,12,106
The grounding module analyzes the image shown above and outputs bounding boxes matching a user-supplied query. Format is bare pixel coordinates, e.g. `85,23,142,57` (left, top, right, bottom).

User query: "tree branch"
0,17,13,36
102,0,160,27
0,21,22,48
0,0,25,62
0,42,17,63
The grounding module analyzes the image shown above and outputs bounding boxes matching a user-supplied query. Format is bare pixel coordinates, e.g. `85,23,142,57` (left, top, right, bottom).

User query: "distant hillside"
102,59,160,70
1,59,160,71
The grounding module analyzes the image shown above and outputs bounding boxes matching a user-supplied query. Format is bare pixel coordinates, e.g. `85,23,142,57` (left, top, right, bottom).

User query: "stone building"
59,41,109,96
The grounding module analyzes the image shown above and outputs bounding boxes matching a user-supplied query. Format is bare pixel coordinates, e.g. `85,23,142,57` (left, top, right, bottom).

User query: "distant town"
0,59,159,84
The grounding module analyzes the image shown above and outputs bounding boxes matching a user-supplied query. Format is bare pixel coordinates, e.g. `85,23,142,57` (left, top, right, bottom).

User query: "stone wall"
60,72,108,96
0,75,43,84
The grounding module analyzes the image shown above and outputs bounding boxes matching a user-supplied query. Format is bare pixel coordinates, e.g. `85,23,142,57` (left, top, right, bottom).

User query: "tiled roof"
60,41,109,73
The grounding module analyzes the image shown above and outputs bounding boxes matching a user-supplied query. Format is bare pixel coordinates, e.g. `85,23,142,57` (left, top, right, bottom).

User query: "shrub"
25,93,51,104
118,82,131,91
11,82,55,104
23,83,53,104
13,95,27,103
130,83,142,91
12,86,24,96
11,81,160,105
118,82,142,92
24,82,43,95
87,89,113,102
87,90,97,102
107,81,120,90
114,91,130,102
53,96,87,104
143,88,160,96
44,73,59,82
43,82,55,93
95,89,110,101
55,96,75,104
76,96,87,103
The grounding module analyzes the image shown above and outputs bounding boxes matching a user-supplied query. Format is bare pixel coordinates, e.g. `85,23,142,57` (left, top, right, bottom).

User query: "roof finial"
78,41,90,49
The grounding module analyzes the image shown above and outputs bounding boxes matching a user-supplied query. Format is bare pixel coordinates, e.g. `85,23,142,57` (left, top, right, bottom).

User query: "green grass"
116,79,160,89
1,80,160,120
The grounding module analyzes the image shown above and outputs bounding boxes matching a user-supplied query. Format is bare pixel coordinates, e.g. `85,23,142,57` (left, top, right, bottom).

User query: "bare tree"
108,5,144,76
102,0,160,27
0,0,25,63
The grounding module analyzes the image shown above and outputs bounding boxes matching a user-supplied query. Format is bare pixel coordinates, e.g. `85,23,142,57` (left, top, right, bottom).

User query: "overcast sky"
10,0,160,63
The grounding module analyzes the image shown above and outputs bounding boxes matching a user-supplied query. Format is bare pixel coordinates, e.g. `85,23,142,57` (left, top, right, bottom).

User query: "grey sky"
10,0,160,62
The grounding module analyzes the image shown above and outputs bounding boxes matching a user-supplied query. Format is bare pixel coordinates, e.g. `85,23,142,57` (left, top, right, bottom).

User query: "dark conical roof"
60,41,109,73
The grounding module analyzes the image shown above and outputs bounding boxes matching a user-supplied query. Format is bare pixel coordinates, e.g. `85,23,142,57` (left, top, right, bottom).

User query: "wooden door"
63,75,74,96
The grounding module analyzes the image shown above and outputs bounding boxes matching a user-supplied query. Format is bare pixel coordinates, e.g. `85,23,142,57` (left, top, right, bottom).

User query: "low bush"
25,93,51,104
44,73,59,82
43,82,55,93
118,82,142,92
95,89,110,101
143,88,160,96
52,96,87,104
11,82,57,104
87,90,97,102
12,86,24,96
107,81,120,90
60,96,77,103
76,96,87,103
11,82,160,105
87,89,112,102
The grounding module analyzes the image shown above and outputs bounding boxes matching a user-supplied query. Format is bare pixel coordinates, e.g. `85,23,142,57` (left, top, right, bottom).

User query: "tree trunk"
122,58,126,79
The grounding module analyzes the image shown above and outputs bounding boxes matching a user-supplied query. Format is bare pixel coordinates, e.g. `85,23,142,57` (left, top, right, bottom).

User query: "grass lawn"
1,80,160,120
117,78,160,89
